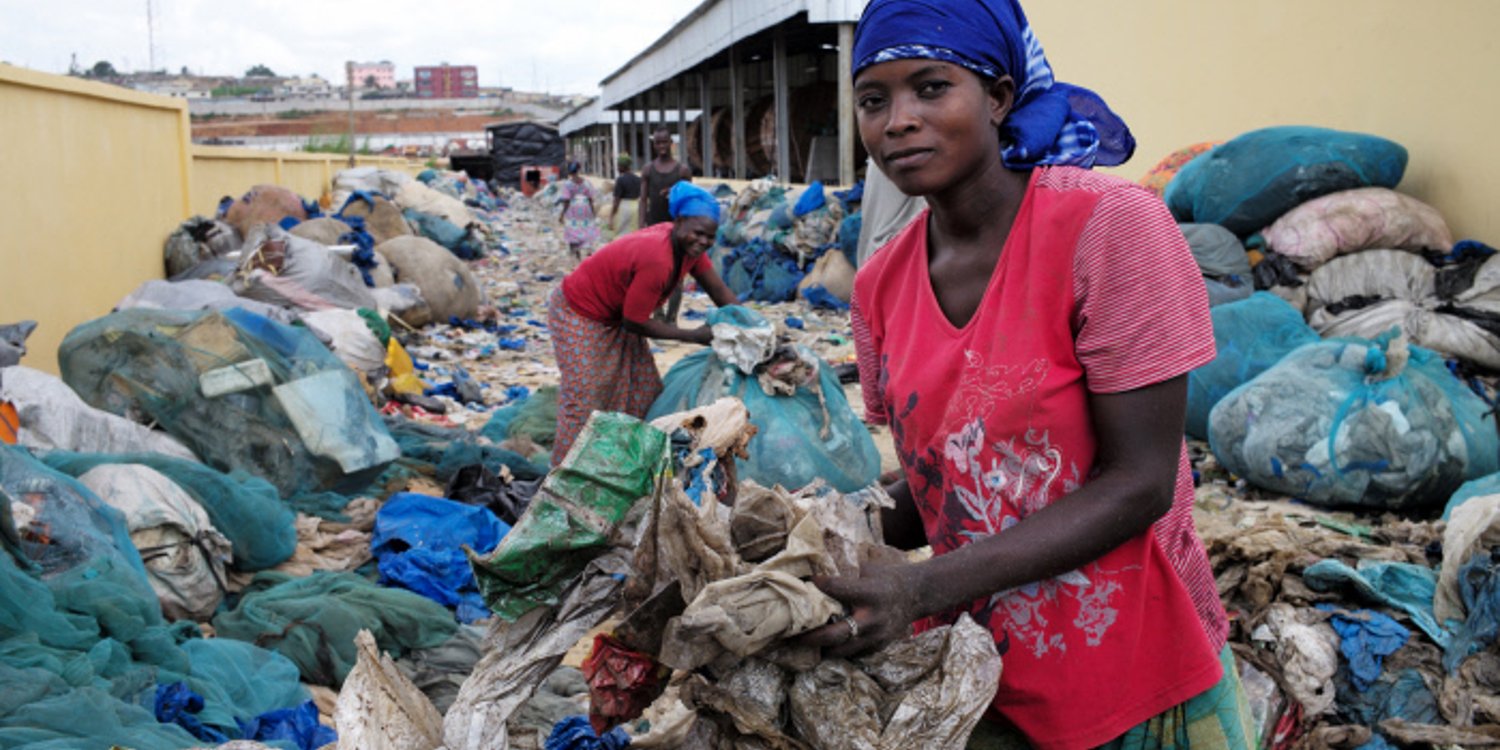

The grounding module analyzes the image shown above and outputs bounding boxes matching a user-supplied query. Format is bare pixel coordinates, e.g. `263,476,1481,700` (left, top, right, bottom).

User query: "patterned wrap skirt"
547,286,663,466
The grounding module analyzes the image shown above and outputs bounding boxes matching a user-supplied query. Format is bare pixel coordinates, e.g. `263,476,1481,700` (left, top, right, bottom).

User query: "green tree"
88,60,119,78
364,74,378,89
245,64,276,77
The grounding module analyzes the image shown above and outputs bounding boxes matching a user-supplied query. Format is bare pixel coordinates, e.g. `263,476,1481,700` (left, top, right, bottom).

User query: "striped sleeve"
1072,186,1215,393
850,293,888,425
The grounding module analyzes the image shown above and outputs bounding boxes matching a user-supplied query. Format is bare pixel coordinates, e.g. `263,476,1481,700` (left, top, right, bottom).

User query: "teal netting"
0,446,308,749
58,307,398,498
40,450,296,571
213,570,458,687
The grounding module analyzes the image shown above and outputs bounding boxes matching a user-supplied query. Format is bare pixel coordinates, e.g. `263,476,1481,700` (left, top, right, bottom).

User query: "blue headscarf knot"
852,0,1134,170
669,182,721,221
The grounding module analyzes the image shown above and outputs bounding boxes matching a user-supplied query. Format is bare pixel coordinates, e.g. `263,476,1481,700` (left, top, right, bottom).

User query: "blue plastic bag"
372,493,511,621
1320,606,1410,692
545,715,630,750
237,700,337,750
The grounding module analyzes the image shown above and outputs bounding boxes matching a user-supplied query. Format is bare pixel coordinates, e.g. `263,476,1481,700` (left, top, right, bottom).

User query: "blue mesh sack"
41,450,296,572
1185,292,1320,439
1208,332,1498,510
1165,126,1407,236
58,308,399,497
648,347,881,493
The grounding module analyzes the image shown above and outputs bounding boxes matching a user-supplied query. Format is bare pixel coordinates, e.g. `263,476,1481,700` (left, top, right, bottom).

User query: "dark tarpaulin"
490,121,567,188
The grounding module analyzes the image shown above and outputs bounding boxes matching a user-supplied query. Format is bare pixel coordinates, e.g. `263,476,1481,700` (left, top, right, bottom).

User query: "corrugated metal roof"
559,98,703,136
599,0,865,108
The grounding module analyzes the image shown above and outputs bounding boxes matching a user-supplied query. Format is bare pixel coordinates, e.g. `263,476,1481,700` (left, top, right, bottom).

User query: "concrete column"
773,28,792,182
676,77,688,170
730,46,745,179
613,112,622,178
699,72,713,179
838,22,857,187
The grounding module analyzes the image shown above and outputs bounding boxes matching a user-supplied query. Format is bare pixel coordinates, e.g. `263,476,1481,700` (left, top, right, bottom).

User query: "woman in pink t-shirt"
798,1,1253,749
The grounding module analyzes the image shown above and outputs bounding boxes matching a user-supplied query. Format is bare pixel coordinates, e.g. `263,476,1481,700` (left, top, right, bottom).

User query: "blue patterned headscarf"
852,0,1134,170
668,181,721,221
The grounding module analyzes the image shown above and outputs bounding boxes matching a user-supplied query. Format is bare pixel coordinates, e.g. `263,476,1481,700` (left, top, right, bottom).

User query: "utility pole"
145,0,156,71
346,61,357,167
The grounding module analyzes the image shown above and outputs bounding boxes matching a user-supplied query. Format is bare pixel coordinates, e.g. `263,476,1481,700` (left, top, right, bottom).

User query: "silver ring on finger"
844,615,860,640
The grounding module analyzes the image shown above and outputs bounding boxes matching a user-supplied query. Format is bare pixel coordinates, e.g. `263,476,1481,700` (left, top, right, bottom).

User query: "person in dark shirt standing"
639,126,697,322
639,126,692,228
609,154,643,240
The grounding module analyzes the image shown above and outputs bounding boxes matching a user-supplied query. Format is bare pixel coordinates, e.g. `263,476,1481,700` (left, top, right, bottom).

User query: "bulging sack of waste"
58,307,399,497
77,463,232,622
1304,249,1500,372
1185,292,1319,439
648,308,880,493
163,216,240,278
1208,331,1499,510
375,236,483,324
1165,126,1408,236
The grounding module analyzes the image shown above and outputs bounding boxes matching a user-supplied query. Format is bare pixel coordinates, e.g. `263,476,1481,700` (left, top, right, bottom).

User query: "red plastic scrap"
582,633,668,734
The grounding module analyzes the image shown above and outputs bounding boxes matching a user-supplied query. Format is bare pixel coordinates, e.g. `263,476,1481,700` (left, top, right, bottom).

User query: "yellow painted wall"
0,64,191,374
1,64,424,373
1026,0,1500,241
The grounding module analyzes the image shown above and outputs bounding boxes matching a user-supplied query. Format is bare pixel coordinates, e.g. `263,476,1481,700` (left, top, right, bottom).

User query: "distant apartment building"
414,64,478,99
350,61,395,89
280,75,333,98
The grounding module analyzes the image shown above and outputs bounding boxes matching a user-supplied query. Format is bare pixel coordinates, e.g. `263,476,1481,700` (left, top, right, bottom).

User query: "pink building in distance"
350,61,395,89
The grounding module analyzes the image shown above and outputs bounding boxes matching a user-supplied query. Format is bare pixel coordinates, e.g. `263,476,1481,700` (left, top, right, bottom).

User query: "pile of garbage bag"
1195,478,1500,748
1209,331,1498,511
648,306,880,493
0,446,318,750
59,307,400,497
710,179,854,305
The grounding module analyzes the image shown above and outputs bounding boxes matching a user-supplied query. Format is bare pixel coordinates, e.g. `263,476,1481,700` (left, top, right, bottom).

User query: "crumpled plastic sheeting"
583,633,666,733
467,413,668,622
788,660,883,748
649,398,756,463
665,615,1000,750
1437,493,1500,622
1303,559,1448,648
1380,718,1500,747
1256,604,1341,716
441,550,631,750
268,505,375,578
708,306,777,375
0,365,197,460
334,629,445,750
395,624,487,715
1446,550,1500,672
660,514,842,671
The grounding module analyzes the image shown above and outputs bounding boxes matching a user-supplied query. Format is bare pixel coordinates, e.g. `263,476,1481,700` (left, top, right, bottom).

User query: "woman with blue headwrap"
798,1,1251,748
548,181,738,465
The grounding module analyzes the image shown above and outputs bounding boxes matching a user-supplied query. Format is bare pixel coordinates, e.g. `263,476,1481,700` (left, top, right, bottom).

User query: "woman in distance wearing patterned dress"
798,1,1253,748
547,181,738,465
558,161,601,260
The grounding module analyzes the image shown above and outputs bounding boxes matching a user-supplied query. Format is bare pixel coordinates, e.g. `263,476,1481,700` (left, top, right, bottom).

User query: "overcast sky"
1,0,706,94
